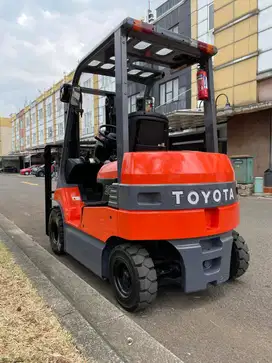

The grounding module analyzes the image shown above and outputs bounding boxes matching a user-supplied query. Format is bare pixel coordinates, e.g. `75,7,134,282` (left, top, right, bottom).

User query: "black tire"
48,207,65,255
38,171,44,177
230,230,250,279
109,244,158,312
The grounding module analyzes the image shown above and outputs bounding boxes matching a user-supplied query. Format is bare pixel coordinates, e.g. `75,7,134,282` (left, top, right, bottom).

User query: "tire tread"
114,243,158,311
230,231,250,279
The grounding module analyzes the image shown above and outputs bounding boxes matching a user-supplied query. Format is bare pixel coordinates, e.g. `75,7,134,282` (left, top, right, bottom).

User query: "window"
32,112,36,123
159,78,179,105
208,3,214,31
83,78,92,88
128,93,140,113
83,111,92,135
56,97,62,112
58,123,64,137
38,108,43,121
26,135,30,146
47,103,52,118
156,0,180,18
26,114,30,128
47,126,53,139
39,129,44,142
170,24,179,34
32,133,36,144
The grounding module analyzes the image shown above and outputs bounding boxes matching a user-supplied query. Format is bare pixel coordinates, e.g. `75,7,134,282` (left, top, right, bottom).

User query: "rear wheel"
48,207,65,255
109,244,158,312
38,170,44,177
230,230,250,279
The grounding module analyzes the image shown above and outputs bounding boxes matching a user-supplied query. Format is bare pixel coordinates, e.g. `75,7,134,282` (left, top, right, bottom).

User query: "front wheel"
38,170,44,177
109,244,158,312
48,207,65,255
230,231,250,279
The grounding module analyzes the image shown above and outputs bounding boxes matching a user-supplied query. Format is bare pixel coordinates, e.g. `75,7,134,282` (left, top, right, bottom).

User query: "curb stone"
0,213,184,363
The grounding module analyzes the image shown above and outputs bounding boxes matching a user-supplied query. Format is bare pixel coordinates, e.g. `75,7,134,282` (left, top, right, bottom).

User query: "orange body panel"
98,151,234,184
97,161,117,180
55,151,239,242
54,187,83,228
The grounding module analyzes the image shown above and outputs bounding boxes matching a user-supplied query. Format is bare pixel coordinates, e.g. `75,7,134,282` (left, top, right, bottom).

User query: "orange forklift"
44,18,249,312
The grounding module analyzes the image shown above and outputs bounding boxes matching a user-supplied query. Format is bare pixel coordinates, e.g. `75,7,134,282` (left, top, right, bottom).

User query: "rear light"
132,20,154,34
198,41,217,56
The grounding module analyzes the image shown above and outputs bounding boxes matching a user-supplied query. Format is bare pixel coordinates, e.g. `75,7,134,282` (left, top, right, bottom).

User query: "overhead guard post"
204,57,218,153
114,27,129,181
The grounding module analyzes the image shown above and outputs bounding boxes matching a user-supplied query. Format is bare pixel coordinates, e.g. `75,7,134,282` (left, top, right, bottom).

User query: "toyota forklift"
44,17,250,312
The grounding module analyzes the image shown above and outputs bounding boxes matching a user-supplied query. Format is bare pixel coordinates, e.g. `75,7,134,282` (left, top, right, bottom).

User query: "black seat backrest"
128,111,169,152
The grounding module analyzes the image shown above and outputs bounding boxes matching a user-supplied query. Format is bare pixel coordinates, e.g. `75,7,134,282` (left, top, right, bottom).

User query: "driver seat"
128,111,169,152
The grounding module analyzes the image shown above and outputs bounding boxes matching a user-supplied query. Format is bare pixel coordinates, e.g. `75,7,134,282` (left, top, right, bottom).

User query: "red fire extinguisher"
197,67,209,101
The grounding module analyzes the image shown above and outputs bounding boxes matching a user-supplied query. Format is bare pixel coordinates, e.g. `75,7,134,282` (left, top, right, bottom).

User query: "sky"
0,0,166,117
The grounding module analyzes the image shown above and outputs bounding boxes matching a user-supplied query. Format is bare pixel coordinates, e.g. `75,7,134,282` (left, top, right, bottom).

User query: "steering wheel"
98,124,116,141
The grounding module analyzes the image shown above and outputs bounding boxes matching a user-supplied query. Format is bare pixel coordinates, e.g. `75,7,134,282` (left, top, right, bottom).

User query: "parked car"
30,165,41,175
20,165,39,175
34,163,55,177
34,164,45,177
0,165,18,173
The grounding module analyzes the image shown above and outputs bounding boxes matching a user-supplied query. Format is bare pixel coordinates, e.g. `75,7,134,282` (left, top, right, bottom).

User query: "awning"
167,100,272,130
167,108,231,130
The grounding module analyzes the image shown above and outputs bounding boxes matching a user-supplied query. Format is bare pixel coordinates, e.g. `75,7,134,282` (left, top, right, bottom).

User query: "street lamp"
215,93,231,110
198,93,231,111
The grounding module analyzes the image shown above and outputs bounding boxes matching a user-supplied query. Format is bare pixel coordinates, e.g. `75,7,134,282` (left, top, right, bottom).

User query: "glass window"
38,108,43,121
159,78,179,105
47,126,53,138
170,24,179,33
173,78,179,101
208,3,214,30
58,123,64,137
47,103,52,118
128,93,140,113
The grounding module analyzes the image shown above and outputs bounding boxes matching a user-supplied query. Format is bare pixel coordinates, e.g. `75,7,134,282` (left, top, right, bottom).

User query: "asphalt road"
0,173,272,363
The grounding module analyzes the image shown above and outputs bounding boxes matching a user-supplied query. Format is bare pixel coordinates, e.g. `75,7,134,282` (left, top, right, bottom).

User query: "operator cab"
62,87,169,204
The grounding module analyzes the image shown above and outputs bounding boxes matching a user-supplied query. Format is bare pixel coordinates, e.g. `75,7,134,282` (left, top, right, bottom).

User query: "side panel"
54,187,83,228
81,206,118,242
65,224,104,277
80,202,239,242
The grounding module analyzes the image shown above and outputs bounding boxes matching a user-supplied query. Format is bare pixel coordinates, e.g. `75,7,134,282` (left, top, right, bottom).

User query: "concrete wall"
227,110,271,176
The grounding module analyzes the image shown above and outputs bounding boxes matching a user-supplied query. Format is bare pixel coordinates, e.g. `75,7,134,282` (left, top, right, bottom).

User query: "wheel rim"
50,221,60,250
113,259,133,298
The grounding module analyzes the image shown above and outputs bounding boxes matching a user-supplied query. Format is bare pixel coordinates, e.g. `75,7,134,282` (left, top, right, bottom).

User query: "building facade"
0,117,12,156
9,0,272,177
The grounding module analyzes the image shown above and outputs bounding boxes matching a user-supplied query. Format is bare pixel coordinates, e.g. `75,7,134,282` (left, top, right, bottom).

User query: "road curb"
0,224,124,363
0,213,184,363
